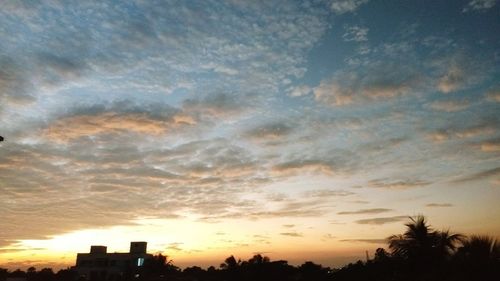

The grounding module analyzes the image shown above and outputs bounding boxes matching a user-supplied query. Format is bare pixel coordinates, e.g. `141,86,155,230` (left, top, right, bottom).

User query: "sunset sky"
0,0,499,270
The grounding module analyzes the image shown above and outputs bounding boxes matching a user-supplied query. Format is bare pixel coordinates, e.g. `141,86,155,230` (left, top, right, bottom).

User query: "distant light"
137,257,145,267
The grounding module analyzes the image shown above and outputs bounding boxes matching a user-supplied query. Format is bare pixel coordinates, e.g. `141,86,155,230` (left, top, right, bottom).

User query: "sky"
0,0,499,270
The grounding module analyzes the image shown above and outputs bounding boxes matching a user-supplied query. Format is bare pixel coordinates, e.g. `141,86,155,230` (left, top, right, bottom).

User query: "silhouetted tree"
55,268,77,281
0,268,8,281
388,215,436,262
219,255,240,270
433,229,464,261
297,261,330,281
373,248,390,263
37,268,55,281
9,269,26,278
27,267,37,281
452,235,500,281
139,253,180,280
4,218,500,281
456,235,499,262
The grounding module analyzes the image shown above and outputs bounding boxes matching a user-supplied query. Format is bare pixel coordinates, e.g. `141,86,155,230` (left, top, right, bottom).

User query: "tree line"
0,216,498,281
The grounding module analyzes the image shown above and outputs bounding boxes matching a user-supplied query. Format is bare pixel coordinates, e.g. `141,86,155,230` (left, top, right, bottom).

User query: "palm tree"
433,229,464,260
456,235,499,262
388,215,435,261
454,235,500,280
388,216,463,264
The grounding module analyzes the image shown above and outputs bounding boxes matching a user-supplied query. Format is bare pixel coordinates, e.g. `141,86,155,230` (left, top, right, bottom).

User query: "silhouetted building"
74,242,153,281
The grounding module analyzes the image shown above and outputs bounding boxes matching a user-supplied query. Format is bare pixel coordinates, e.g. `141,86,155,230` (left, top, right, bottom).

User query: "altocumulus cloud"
0,0,499,256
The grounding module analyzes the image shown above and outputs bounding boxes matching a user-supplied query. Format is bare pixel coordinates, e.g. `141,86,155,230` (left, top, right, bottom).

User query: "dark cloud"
426,203,453,207
355,216,408,225
322,234,336,240
337,208,392,215
350,200,370,204
166,242,183,252
0,247,45,254
279,232,303,237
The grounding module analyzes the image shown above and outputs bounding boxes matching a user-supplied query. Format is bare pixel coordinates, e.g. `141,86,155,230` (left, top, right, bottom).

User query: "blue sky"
0,0,499,269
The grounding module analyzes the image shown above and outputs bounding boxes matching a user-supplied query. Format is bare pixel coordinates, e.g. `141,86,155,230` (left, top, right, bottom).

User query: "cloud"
368,179,431,190
437,64,468,93
463,0,498,12
323,234,336,240
360,137,407,153
182,93,255,118
450,167,500,183
0,137,268,246
45,113,170,141
197,191,341,222
280,232,303,237
426,120,497,143
166,242,183,252
426,203,453,207
433,54,485,94
426,130,451,142
272,160,334,175
343,25,369,42
272,160,340,176
282,224,295,228
304,189,356,197
339,239,386,244
313,63,422,106
355,216,408,225
338,208,392,215
0,57,35,107
243,122,294,142
478,138,500,152
0,0,331,120
330,0,369,14
428,99,471,112
41,102,190,142
288,85,312,97
486,89,500,102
